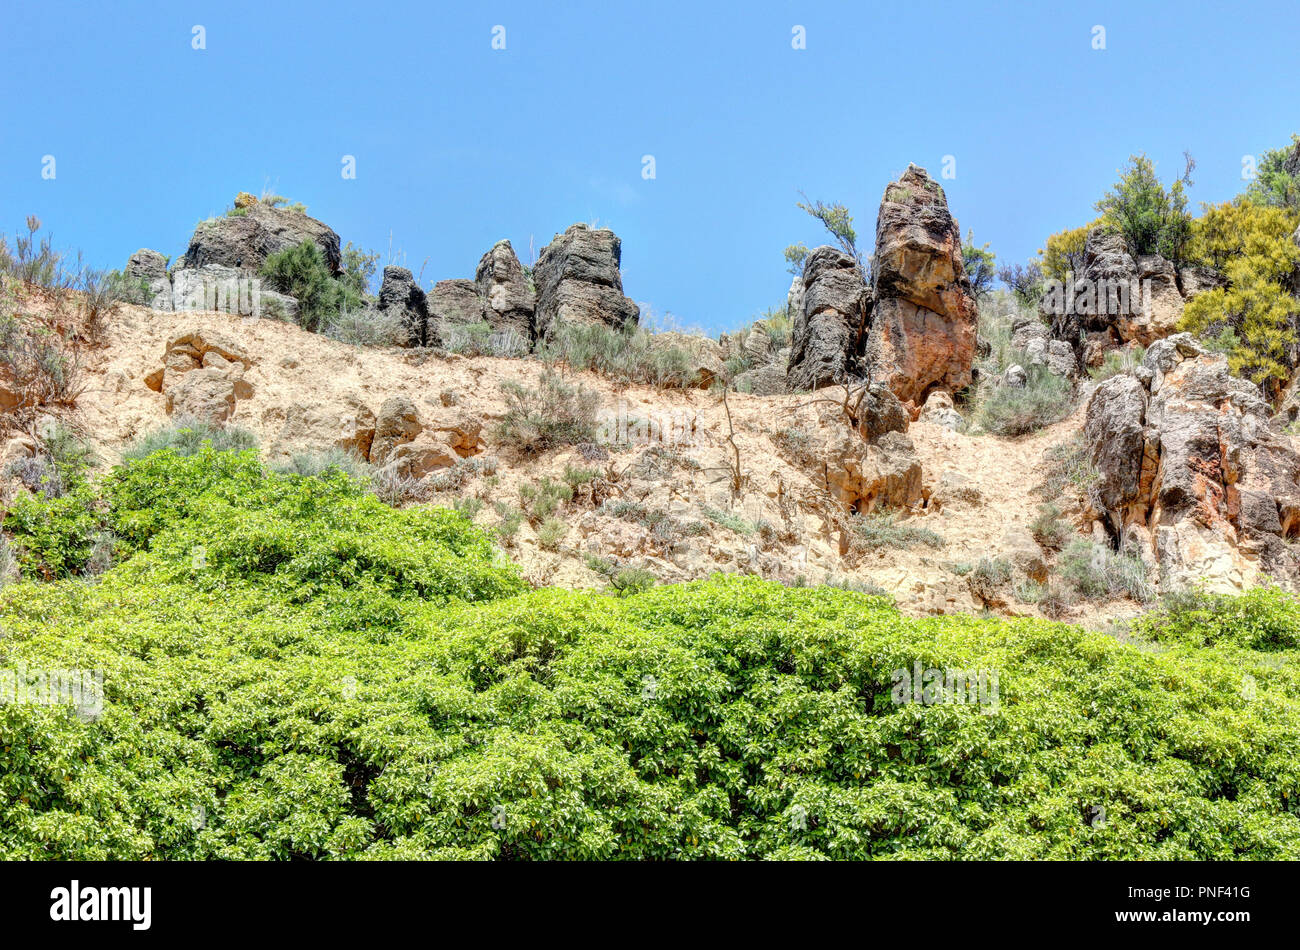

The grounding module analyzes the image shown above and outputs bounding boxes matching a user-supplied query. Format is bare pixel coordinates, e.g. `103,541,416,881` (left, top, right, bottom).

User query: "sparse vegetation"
1058,540,1153,603
495,371,599,455
123,418,258,462
850,512,945,550
976,364,1074,437
537,322,697,388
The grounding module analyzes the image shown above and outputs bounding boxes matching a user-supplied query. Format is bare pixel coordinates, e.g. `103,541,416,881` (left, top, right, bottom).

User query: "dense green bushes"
2,451,1299,860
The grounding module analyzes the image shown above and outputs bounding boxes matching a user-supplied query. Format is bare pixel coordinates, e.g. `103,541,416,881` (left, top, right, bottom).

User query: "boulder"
786,246,868,391
164,368,238,424
825,429,923,517
271,398,376,462
864,164,977,404
370,395,422,466
857,382,909,442
532,224,639,339
182,200,342,275
475,240,535,342
378,266,431,347
733,363,787,396
919,389,964,431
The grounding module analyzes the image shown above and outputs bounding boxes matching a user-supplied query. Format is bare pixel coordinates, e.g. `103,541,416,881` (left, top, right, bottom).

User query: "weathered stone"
370,395,422,465
787,246,869,391
475,240,535,342
734,363,787,396
164,368,237,424
378,266,431,347
533,224,639,339
864,164,977,404
858,382,910,441
428,279,485,341
183,201,342,275
919,389,964,431
1086,351,1300,592
124,249,173,310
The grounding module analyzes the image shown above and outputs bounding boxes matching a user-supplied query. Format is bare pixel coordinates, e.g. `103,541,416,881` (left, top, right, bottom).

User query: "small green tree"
962,229,996,299
1245,135,1300,211
786,191,867,278
1180,198,1300,394
1094,153,1194,262
260,241,339,333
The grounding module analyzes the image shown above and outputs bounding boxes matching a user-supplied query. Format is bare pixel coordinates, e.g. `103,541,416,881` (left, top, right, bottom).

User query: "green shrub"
1088,346,1146,381
536,517,567,551
4,561,1298,859
1036,436,1100,503
494,502,524,546
1131,586,1300,651
702,506,756,536
1094,153,1193,262
538,322,696,388
519,478,572,523
977,364,1074,437
271,448,368,481
260,241,339,333
1029,503,1071,550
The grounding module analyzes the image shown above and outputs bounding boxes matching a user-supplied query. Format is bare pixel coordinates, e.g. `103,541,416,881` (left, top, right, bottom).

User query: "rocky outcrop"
1085,334,1300,591
378,266,430,347
428,280,487,345
786,247,869,391
864,165,978,405
180,201,342,275
369,394,478,477
475,240,535,342
532,224,639,340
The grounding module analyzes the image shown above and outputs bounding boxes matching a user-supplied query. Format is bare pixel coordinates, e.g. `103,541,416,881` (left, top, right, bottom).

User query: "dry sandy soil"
4,302,1138,626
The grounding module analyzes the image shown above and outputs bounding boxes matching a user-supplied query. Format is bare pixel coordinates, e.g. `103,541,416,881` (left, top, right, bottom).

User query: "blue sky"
2,1,1298,334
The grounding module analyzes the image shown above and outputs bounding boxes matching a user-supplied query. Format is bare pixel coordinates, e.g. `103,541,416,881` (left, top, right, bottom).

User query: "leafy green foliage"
1181,199,1300,392
1132,586,1300,651
1245,136,1300,211
1094,153,1194,262
2,521,1299,858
